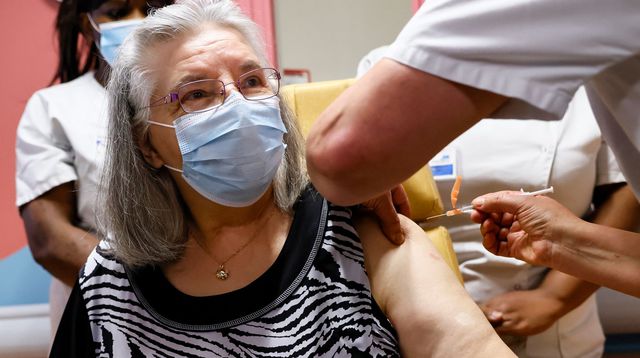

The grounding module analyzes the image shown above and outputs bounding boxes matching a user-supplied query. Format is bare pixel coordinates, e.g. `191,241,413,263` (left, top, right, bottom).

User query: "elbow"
26,232,55,267
306,128,365,206
20,206,58,268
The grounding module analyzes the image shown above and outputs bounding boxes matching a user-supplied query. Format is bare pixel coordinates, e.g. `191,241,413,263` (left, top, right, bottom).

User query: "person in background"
358,46,640,357
50,1,516,356
437,99,640,357
15,0,173,336
305,0,640,297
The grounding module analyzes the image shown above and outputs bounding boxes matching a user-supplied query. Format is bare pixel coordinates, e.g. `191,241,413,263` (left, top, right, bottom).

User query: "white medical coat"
429,89,622,357
15,72,107,335
388,0,640,199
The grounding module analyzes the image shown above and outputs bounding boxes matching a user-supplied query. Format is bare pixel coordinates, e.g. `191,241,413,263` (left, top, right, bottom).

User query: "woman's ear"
138,131,165,169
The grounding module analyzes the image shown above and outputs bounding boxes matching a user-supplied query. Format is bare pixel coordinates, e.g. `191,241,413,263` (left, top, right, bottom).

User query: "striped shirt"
50,188,399,357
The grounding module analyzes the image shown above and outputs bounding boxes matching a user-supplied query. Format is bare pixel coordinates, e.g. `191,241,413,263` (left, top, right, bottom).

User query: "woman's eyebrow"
170,60,262,90
172,74,210,90
238,60,261,73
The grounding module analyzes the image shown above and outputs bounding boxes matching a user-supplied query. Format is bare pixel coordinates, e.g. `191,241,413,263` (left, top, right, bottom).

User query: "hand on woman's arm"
355,214,515,357
20,182,98,286
356,184,411,245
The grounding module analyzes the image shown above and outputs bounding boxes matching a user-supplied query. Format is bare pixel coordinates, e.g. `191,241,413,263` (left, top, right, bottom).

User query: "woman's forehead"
148,25,260,91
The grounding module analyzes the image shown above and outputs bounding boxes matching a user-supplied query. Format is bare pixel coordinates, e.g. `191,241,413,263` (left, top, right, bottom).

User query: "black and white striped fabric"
63,189,399,357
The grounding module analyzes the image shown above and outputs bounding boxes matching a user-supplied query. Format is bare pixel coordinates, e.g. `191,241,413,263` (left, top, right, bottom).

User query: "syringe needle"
520,186,554,196
425,205,475,220
425,212,448,220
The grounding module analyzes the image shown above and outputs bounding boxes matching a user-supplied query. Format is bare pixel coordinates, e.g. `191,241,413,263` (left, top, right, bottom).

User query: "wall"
235,0,277,67
0,0,58,302
274,0,412,81
0,1,59,356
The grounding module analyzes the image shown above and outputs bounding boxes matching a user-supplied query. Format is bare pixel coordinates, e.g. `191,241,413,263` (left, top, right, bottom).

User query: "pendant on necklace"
216,265,229,280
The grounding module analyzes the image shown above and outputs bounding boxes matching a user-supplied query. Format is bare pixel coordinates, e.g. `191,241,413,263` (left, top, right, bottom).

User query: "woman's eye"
242,76,263,88
183,90,208,101
106,6,130,19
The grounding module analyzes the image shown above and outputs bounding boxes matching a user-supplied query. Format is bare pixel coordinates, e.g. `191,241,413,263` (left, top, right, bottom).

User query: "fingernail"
472,198,485,207
489,311,502,320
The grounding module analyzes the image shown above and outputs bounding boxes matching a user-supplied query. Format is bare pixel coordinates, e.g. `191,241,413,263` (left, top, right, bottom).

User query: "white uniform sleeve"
595,141,625,187
15,91,78,207
356,46,390,78
387,0,640,121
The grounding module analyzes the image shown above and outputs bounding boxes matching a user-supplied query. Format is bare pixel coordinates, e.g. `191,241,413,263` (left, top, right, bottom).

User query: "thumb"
480,305,504,326
367,194,405,245
390,185,411,218
472,190,527,215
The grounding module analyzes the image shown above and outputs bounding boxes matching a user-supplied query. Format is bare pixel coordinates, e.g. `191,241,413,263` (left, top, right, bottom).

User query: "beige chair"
282,79,462,282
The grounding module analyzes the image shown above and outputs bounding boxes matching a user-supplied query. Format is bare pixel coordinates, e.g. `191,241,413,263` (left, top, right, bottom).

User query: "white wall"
274,0,412,82
0,304,49,358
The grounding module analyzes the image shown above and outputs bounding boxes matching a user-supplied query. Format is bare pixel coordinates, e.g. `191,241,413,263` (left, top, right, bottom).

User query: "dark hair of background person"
51,0,100,84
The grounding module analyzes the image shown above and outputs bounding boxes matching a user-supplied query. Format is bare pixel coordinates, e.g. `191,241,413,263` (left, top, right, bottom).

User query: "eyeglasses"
149,68,281,113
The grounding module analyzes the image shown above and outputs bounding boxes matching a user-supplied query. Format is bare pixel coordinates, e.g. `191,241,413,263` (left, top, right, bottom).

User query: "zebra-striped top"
50,188,400,357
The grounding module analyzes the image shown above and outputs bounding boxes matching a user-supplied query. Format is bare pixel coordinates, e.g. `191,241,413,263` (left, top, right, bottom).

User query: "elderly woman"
50,1,513,357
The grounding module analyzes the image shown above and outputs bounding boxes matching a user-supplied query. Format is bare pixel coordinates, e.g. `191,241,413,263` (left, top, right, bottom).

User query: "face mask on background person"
95,19,144,66
148,91,288,207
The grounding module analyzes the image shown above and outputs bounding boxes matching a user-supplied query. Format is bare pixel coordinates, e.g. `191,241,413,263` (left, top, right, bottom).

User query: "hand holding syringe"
425,184,555,221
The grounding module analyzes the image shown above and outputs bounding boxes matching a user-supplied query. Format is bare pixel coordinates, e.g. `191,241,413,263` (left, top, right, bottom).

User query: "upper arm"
306,59,504,206
354,214,513,357
355,214,461,316
20,182,79,260
20,182,99,286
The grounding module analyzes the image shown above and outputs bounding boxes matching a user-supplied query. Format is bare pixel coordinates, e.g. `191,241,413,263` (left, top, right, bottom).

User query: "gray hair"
100,0,307,268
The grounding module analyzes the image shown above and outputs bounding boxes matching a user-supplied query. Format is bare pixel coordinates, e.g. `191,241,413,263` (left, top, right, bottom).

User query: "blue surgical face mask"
148,91,287,207
97,18,144,66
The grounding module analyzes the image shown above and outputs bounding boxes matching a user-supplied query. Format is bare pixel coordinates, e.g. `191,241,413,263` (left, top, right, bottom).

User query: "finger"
494,323,513,334
498,240,510,257
498,227,510,241
472,190,528,215
501,212,515,227
494,317,522,335
487,311,504,327
510,220,522,233
390,185,412,217
481,220,500,254
483,234,499,254
481,218,501,237
370,195,405,245
469,209,488,223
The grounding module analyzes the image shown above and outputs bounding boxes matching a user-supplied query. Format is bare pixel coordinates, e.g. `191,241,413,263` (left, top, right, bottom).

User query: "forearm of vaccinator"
552,220,640,298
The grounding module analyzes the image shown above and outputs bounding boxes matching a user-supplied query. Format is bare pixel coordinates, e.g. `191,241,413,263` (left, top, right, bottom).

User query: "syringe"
424,205,475,220
424,186,554,221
